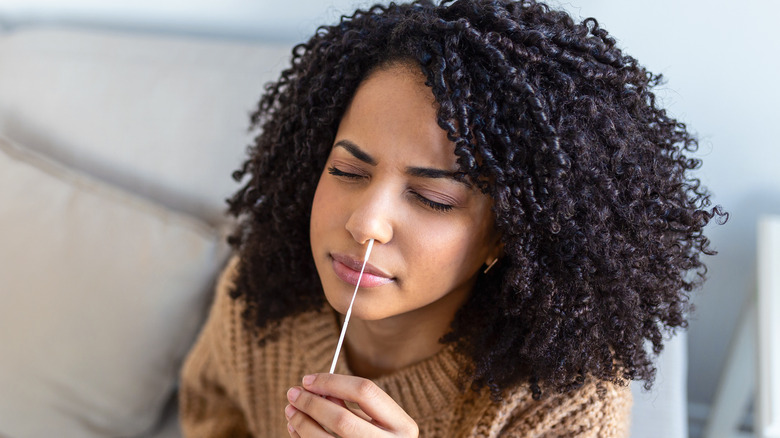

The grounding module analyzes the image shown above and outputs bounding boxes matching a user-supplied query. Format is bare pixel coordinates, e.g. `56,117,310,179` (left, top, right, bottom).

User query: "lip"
330,253,394,288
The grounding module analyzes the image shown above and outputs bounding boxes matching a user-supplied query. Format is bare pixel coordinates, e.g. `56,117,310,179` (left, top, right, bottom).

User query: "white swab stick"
329,238,374,374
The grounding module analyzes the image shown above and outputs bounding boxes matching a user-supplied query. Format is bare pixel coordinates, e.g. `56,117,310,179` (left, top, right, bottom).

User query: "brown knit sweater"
179,258,632,437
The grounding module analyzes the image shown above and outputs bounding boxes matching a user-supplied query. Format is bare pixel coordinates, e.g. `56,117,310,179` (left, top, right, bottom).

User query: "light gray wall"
0,0,378,41
552,0,780,411
3,0,778,415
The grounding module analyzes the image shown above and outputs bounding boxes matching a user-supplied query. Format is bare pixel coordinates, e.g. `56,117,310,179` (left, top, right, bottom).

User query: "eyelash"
327,166,454,212
327,166,362,180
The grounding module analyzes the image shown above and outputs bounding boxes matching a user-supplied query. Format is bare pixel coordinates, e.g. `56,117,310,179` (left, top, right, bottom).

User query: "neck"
342,286,470,379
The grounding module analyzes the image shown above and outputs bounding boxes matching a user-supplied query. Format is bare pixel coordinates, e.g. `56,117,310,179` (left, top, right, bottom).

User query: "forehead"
337,65,457,169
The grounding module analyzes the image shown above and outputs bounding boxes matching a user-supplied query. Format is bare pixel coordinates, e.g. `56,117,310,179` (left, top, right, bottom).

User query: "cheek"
407,220,488,286
310,175,356,251
310,177,337,244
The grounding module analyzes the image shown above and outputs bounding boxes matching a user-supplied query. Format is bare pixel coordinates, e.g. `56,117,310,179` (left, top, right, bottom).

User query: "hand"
285,373,419,437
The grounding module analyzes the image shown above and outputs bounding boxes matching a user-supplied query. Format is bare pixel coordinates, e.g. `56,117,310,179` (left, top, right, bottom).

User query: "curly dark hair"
226,0,726,399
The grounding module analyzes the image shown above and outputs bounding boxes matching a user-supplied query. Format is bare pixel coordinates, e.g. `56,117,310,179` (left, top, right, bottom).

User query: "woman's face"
310,64,500,322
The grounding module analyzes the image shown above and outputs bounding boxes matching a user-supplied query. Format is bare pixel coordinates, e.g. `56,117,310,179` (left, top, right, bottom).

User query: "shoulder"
544,380,632,437
199,256,247,356
181,254,334,382
208,255,338,361
180,256,245,379
213,255,242,313
474,379,632,437
209,255,326,340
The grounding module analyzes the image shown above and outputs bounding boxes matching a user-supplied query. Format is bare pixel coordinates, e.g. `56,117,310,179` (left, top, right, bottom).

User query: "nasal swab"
329,238,374,374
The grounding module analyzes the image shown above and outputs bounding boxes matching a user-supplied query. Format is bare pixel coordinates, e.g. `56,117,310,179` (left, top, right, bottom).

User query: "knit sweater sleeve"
178,257,252,438
496,380,632,437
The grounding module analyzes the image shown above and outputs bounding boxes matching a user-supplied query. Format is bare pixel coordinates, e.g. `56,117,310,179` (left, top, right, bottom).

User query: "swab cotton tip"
363,238,374,263
329,238,374,374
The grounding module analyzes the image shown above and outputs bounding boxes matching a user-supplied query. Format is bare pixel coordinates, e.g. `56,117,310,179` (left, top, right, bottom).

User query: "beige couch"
0,26,687,438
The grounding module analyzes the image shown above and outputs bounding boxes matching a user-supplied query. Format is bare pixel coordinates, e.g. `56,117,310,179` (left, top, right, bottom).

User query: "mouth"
330,253,395,288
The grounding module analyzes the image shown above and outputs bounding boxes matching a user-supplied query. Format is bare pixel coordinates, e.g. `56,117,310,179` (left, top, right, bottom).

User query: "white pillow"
0,135,230,438
0,27,291,225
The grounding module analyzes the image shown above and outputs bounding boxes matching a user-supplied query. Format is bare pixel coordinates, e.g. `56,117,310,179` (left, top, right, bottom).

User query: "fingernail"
287,386,301,402
302,374,315,387
284,404,295,419
287,423,295,434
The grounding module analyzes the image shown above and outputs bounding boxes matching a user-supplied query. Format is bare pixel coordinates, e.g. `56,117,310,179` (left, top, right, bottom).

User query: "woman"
179,1,725,436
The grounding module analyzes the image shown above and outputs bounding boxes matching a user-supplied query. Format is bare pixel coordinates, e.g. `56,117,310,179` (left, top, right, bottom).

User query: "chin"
323,293,349,316
321,282,356,315
323,291,392,320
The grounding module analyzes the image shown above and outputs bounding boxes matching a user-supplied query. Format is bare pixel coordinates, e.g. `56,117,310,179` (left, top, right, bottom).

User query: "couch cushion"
0,134,229,438
0,27,291,225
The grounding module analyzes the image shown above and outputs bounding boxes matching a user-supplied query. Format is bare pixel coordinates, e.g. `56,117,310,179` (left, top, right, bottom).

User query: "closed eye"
327,166,363,180
329,165,454,212
411,192,454,212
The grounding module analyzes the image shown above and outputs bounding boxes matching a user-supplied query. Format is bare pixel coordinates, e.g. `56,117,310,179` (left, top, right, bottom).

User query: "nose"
344,188,394,245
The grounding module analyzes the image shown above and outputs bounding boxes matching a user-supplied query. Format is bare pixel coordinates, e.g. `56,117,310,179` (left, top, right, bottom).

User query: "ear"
483,240,504,266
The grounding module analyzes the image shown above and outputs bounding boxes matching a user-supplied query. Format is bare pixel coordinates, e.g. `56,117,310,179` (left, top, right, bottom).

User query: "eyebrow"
334,140,377,165
333,139,471,187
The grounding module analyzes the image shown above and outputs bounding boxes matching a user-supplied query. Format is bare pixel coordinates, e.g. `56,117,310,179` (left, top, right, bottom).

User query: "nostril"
344,213,393,246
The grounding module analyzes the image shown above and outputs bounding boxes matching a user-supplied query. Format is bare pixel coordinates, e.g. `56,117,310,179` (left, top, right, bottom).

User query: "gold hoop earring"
483,258,499,274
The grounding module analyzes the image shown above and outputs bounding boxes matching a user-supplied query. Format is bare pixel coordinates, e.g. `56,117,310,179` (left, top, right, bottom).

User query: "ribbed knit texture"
179,257,632,437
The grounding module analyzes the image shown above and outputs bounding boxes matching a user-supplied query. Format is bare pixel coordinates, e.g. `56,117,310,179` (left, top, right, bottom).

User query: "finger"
325,395,348,409
285,402,331,438
286,419,300,438
320,395,369,422
285,405,300,437
344,400,372,422
323,396,371,422
301,374,416,433
288,386,375,437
